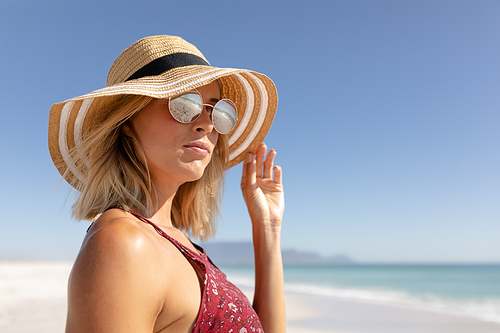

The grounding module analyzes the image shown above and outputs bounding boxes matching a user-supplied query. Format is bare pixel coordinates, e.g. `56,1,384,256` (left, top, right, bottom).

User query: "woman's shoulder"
82,209,151,252
73,208,185,279
68,209,176,305
72,209,157,277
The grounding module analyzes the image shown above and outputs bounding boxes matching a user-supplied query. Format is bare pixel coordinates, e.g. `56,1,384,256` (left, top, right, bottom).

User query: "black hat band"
126,53,210,81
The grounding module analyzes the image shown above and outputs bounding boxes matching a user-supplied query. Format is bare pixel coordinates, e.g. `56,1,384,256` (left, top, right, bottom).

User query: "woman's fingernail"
246,153,252,163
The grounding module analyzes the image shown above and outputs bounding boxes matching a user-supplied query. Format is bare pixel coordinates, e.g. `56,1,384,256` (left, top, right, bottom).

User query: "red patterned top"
129,212,263,333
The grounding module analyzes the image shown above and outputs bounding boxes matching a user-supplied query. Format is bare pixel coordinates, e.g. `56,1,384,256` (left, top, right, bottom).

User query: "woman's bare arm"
240,143,286,333
66,218,165,333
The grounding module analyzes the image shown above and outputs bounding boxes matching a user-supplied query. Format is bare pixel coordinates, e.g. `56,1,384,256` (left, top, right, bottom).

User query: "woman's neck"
147,184,178,228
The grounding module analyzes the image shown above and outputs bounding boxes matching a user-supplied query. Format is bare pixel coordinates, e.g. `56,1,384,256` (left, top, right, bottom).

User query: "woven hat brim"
48,65,277,189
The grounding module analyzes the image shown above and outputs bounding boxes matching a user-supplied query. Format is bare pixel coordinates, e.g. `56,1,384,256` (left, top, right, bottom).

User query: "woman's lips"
184,141,210,157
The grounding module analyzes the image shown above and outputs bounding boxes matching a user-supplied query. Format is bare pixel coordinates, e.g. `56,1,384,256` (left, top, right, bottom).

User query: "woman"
48,35,285,332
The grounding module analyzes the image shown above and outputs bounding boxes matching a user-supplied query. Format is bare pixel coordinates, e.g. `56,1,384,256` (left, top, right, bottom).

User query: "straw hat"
48,35,278,190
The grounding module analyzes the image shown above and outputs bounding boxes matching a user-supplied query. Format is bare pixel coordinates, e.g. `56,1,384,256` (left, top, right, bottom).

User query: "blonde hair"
68,94,228,240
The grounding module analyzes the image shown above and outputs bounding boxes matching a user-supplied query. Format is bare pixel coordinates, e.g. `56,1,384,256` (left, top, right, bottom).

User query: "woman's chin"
180,161,209,182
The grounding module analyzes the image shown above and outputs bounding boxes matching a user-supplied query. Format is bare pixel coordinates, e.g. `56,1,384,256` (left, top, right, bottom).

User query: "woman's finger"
240,153,249,190
273,165,282,184
255,143,267,178
245,152,256,188
263,149,276,179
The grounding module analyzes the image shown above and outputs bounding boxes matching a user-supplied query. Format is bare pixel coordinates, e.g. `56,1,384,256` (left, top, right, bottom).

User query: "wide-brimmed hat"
48,35,278,190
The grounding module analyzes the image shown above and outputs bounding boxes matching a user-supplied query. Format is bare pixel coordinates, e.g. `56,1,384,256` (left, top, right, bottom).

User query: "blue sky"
1,0,499,263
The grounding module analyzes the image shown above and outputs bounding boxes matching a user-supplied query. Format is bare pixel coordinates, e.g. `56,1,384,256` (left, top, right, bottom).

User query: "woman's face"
131,81,220,189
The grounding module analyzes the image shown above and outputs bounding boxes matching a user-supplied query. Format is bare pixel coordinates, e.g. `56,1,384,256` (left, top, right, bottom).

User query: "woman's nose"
193,105,215,133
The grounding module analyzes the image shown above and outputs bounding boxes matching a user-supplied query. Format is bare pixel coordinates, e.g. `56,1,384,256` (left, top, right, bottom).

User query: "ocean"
220,264,500,324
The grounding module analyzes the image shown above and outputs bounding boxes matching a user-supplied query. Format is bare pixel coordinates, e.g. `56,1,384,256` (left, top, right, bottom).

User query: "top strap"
127,210,206,263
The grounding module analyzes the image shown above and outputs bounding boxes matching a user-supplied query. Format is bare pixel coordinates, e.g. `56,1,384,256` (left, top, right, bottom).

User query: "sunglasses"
169,90,238,134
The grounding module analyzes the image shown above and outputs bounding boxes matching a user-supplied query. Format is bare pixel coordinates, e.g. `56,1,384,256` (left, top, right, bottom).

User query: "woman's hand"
240,143,284,232
241,143,287,332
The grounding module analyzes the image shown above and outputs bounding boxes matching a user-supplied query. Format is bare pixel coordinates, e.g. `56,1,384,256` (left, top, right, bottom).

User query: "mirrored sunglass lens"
169,93,203,123
212,100,237,134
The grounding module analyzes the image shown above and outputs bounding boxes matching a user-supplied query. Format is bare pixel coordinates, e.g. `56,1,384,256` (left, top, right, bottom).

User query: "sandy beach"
1,261,500,333
283,291,500,333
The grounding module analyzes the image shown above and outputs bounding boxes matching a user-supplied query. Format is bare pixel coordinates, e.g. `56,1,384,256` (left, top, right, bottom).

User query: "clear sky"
1,0,499,263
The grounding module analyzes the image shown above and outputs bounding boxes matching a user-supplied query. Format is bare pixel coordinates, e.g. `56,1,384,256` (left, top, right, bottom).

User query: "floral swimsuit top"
129,212,263,333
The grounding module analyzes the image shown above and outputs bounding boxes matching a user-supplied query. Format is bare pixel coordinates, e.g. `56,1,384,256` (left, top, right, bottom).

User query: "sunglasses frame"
168,89,238,134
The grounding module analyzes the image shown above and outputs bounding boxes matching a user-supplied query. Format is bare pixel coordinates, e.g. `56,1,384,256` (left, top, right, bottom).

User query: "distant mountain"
200,241,354,265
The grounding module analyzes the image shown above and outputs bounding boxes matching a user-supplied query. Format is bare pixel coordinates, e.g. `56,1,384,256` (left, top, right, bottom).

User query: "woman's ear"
122,122,133,136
